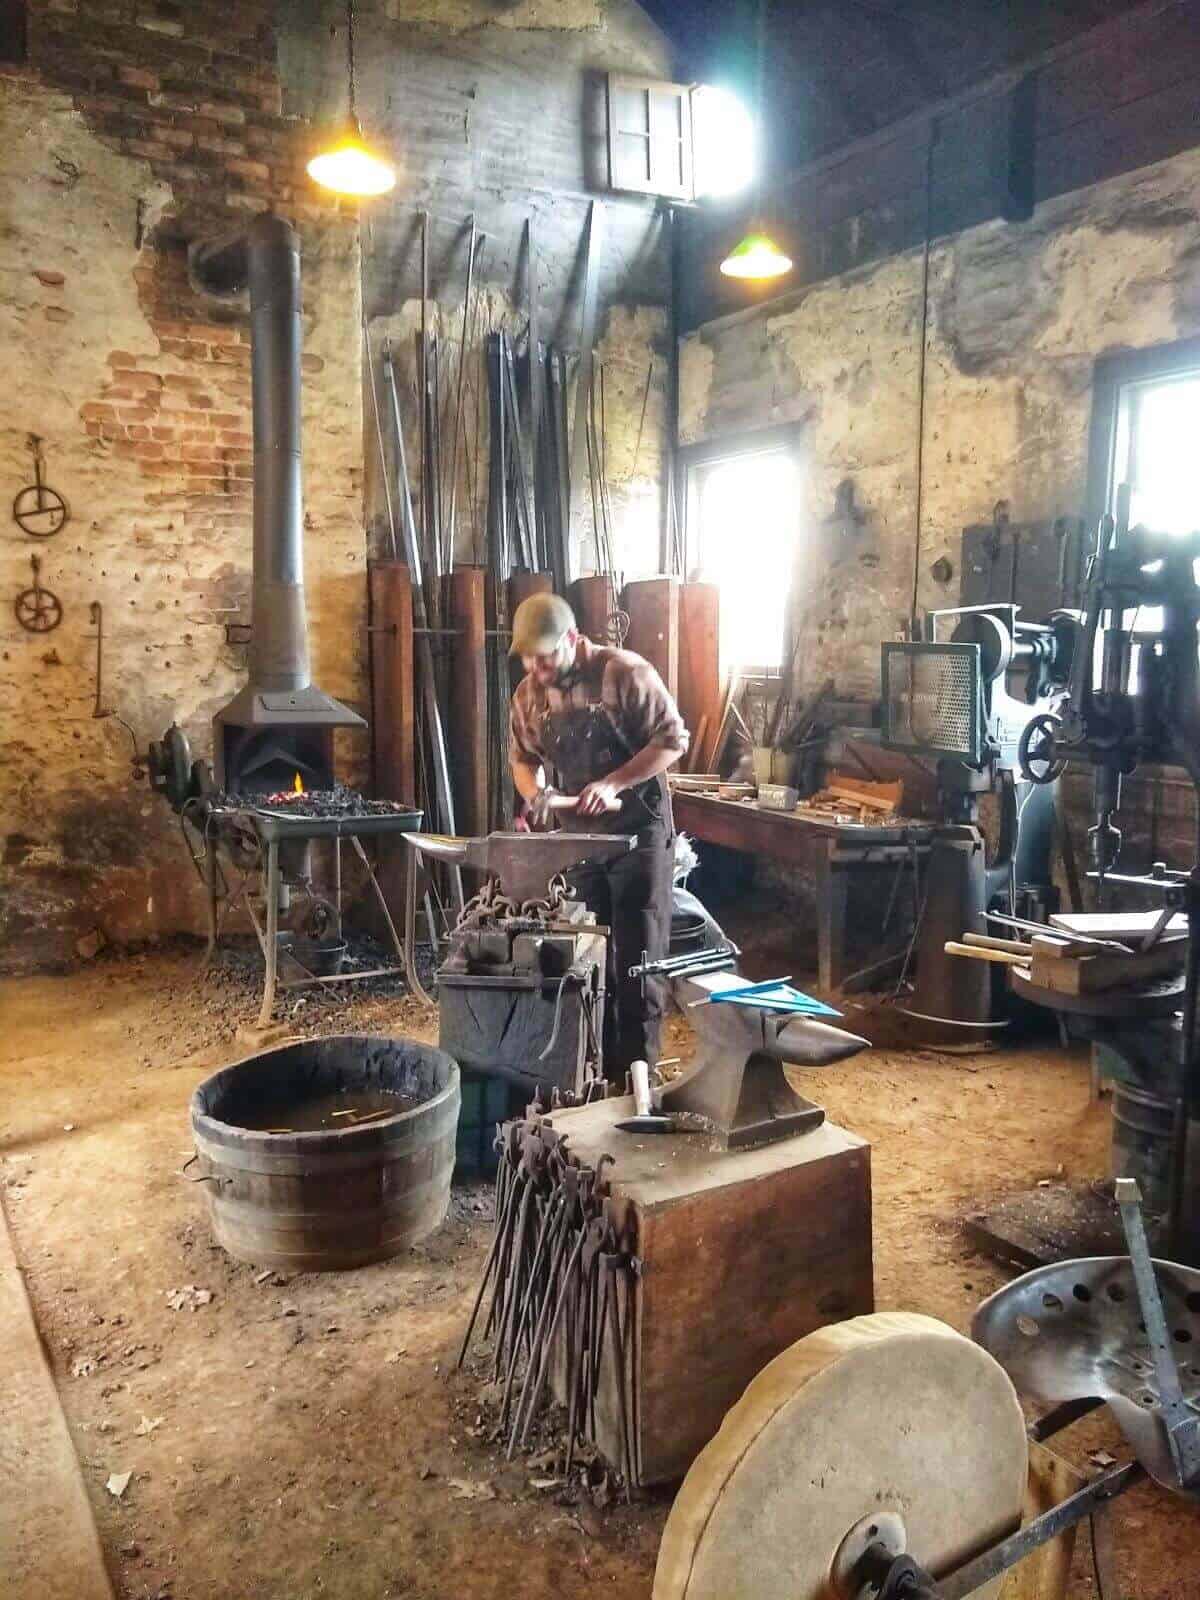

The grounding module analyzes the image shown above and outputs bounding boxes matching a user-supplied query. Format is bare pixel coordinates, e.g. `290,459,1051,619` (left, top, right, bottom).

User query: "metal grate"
881,641,982,764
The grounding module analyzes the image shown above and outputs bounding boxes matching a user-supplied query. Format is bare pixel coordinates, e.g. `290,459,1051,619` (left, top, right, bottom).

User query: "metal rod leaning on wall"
567,201,605,583
383,344,463,913
445,218,481,567
362,319,398,560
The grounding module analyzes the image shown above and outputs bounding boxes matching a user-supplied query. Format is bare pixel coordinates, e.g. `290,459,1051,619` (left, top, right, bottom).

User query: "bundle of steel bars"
458,1111,636,1492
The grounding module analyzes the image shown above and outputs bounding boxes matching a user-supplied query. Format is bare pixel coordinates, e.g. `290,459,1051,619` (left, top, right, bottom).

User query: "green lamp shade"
719,230,793,281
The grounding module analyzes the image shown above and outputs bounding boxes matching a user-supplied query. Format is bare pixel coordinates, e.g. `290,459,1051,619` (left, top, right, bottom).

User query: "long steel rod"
362,318,398,560
445,217,478,565
384,350,463,911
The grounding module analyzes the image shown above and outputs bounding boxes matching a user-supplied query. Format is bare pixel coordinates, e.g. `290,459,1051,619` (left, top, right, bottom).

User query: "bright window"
1111,374,1200,535
690,447,797,672
606,76,755,202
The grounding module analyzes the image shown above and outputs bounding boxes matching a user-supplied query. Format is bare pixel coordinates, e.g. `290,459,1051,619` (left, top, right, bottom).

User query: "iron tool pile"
458,1111,636,1492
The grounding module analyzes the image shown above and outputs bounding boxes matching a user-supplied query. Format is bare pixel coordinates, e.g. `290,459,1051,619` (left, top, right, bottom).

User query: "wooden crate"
545,1096,873,1486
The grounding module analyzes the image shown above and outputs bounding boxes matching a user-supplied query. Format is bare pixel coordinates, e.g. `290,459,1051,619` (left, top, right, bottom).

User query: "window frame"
1085,334,1200,538
679,423,804,677
605,73,695,202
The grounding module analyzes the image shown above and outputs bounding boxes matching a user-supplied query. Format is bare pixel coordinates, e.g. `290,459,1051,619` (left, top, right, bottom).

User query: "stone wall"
680,143,1200,702
0,0,672,972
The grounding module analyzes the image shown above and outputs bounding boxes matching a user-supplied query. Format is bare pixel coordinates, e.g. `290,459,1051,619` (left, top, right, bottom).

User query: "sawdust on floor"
0,941,1196,1599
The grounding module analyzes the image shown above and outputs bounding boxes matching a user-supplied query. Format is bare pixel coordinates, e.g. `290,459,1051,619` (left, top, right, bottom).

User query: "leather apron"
538,699,673,841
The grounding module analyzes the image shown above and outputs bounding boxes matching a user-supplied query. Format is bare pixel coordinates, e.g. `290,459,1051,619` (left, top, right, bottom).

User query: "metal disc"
14,585,63,633
13,484,68,537
653,1312,1028,1600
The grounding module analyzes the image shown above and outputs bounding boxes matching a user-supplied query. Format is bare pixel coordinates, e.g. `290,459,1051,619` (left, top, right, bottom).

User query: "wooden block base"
544,1095,873,1486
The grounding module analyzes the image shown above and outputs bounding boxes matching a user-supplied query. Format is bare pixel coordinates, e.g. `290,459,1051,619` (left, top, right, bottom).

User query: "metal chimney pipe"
190,214,309,693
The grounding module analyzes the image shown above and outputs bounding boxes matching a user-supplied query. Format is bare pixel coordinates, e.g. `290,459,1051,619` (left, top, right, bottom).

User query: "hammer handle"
546,792,621,815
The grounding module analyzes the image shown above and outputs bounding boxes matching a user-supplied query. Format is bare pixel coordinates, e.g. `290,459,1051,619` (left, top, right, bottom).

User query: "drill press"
879,603,1074,1030
1015,515,1200,1257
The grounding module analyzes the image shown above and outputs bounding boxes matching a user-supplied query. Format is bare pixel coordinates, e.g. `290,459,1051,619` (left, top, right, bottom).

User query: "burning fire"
293,771,304,794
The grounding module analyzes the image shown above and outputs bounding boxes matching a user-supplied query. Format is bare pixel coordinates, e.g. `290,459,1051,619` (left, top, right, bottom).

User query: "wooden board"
546,1096,873,1486
622,576,680,699
368,560,415,805
1,1192,114,1600
1049,910,1189,941
678,583,722,773
999,1443,1084,1600
448,567,488,839
368,561,416,926
965,1182,1135,1271
1029,933,1186,996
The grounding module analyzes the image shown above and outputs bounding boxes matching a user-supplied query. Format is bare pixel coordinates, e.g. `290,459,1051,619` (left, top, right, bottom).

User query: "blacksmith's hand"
576,779,621,817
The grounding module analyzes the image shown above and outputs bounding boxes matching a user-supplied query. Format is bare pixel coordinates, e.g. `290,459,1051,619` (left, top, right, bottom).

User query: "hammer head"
406,830,632,905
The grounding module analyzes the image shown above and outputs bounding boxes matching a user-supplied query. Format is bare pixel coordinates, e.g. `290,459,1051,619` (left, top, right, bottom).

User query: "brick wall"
0,1,365,971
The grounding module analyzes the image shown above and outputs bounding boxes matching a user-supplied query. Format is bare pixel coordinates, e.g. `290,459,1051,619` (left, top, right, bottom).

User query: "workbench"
670,790,934,990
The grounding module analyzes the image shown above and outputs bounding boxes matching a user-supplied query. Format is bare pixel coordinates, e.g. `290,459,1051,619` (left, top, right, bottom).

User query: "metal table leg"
817,842,848,991
259,837,280,1027
350,833,434,1007
203,830,220,967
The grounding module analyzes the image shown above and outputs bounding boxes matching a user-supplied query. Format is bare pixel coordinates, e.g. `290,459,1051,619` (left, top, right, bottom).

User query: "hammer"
615,1059,677,1135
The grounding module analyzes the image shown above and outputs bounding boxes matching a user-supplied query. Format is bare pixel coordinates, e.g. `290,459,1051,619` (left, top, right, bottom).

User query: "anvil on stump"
656,969,870,1148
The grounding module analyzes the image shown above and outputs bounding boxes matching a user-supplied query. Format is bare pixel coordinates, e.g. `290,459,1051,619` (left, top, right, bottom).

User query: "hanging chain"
346,0,357,123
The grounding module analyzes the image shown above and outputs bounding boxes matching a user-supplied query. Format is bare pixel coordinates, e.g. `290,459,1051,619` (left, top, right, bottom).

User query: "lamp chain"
346,0,357,123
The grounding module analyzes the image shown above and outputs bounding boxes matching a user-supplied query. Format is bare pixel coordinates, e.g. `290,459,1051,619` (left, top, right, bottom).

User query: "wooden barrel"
190,1035,460,1271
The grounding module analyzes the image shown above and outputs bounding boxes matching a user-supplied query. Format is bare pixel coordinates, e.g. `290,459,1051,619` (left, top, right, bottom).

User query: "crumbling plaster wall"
680,143,1200,701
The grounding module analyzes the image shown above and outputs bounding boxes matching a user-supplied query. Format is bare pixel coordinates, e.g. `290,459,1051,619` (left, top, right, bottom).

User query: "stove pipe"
191,214,309,692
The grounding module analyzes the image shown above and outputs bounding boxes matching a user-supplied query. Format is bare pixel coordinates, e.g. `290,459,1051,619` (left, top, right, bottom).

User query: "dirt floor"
1,931,1198,1599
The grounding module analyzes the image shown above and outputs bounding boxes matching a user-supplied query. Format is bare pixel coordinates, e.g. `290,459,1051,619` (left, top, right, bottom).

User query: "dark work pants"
569,825,673,1080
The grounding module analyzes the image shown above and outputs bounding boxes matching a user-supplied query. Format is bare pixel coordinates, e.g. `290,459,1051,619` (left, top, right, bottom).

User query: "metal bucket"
1111,1079,1176,1221
190,1034,459,1271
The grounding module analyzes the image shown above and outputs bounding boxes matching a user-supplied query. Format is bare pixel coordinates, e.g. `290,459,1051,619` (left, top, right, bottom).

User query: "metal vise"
406,830,634,1098
654,968,870,1149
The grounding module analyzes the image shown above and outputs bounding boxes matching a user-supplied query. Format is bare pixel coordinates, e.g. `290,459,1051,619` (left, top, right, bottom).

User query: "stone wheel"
653,1312,1029,1600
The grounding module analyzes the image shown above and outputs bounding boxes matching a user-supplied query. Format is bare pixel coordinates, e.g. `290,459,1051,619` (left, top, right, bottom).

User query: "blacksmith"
508,593,688,1078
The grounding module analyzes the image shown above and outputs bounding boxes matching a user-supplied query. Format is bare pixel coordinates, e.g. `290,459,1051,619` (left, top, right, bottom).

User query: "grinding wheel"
653,1313,1029,1600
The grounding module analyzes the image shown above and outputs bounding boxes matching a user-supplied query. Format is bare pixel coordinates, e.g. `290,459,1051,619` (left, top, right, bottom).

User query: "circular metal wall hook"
14,554,63,632
13,434,69,538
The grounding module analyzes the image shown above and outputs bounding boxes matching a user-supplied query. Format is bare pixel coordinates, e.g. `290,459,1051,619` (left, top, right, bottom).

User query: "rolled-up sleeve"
616,660,689,756
508,683,544,769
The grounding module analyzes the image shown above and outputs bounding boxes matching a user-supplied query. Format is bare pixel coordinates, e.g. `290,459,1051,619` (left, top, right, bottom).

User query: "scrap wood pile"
458,1111,636,1492
795,773,904,824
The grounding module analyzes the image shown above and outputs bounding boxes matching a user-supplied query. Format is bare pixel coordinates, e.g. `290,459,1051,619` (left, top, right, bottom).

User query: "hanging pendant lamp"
720,0,792,281
307,0,396,198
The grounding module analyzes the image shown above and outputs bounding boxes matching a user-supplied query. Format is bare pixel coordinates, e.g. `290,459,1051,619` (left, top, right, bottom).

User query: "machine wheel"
652,1312,1028,1600
1018,713,1066,785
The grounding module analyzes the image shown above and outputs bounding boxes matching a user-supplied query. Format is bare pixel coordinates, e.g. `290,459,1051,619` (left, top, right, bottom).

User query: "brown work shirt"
509,637,689,782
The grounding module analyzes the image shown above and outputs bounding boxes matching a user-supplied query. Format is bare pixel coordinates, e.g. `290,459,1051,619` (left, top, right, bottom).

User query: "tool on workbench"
13,553,62,632
12,433,69,537
654,1180,1200,1599
881,602,1074,1031
614,1058,676,1134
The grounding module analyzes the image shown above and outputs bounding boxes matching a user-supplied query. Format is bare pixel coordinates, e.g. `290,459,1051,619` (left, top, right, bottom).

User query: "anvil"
404,830,632,907
655,969,870,1147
